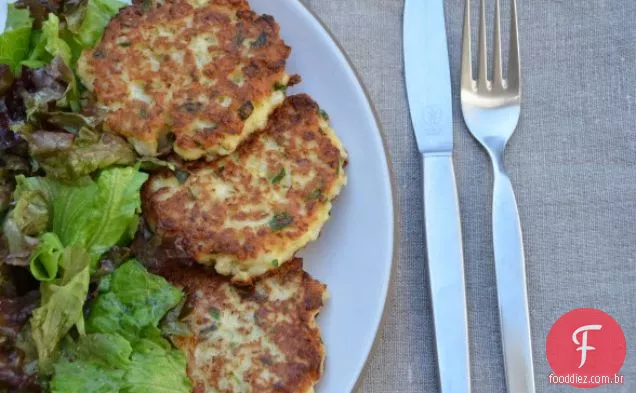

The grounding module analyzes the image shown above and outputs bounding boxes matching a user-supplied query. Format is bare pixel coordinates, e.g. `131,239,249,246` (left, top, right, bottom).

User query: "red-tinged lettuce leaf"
25,127,136,182
2,59,135,182
0,169,13,216
130,219,195,275
15,0,65,27
21,13,78,112
1,57,73,131
26,130,74,154
39,111,97,134
0,150,36,221
0,58,72,187
0,291,40,343
0,290,42,392
1,175,49,267
16,13,79,112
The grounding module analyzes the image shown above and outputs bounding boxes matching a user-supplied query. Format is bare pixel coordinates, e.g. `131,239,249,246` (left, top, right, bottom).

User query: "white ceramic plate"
1,1,395,391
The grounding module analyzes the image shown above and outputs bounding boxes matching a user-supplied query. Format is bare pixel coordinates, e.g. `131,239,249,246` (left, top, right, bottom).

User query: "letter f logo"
572,324,603,368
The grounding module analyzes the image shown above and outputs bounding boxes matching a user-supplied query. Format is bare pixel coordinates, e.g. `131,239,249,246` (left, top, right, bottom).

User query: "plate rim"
0,1,400,390
293,1,400,390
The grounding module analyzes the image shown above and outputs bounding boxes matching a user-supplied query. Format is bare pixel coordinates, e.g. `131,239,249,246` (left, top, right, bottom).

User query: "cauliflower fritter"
142,95,348,284
77,0,291,160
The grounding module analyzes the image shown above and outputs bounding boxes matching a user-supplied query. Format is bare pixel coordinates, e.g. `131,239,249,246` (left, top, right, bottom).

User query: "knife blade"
404,1,472,392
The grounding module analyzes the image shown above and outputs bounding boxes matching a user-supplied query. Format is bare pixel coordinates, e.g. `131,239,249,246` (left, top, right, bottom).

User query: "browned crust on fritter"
80,0,290,158
164,259,326,393
142,94,347,283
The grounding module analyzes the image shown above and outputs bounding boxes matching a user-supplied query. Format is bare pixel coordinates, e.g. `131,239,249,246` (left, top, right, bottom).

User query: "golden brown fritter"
77,0,291,160
165,259,327,393
142,94,348,284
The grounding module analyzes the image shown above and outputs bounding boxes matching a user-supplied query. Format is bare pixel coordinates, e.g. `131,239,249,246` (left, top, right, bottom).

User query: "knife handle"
491,162,536,393
422,153,471,393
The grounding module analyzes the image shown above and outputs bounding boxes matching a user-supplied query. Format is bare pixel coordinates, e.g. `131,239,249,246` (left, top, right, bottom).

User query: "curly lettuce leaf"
5,181,49,234
27,128,136,181
40,111,97,134
1,0,123,114
0,5,33,72
10,187,49,236
21,14,80,111
1,216,39,267
86,260,183,341
20,57,75,121
1,177,49,266
10,67,135,182
30,246,90,373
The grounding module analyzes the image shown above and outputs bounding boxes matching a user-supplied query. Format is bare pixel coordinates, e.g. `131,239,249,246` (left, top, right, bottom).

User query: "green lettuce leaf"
13,166,148,263
86,260,183,341
123,332,191,393
5,4,33,30
50,262,190,393
51,358,125,393
74,333,133,369
65,0,126,48
24,13,72,69
52,167,148,259
30,246,91,374
51,331,190,393
30,231,64,281
0,4,33,72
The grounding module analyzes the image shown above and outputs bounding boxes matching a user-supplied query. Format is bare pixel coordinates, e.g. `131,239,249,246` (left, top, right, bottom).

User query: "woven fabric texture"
302,0,636,392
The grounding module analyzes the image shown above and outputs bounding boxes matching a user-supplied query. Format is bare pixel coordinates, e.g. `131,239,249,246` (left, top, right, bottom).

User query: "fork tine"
461,0,473,90
477,0,488,90
492,0,503,88
508,0,521,92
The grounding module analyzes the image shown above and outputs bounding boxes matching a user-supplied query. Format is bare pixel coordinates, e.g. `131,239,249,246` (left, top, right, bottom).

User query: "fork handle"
491,160,536,393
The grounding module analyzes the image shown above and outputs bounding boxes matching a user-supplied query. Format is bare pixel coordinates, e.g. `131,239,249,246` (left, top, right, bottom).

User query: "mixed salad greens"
0,1,192,392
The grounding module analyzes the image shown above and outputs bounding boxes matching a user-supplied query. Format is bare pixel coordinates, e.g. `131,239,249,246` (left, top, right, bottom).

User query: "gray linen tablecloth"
302,0,636,392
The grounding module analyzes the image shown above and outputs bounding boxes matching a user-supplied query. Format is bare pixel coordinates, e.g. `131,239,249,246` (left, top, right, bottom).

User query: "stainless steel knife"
404,0,472,392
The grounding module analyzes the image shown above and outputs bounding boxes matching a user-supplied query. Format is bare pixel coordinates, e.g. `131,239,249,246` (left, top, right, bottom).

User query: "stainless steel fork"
460,0,535,392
